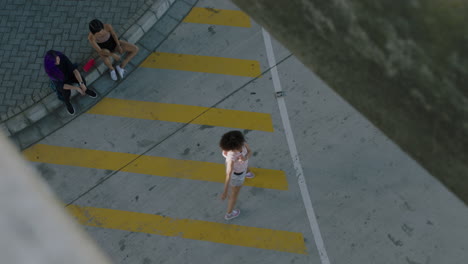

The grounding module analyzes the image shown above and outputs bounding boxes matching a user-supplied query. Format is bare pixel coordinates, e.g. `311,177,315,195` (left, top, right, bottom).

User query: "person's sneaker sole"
245,172,255,179
110,70,117,81
86,90,97,98
66,104,75,115
117,71,125,79
116,66,126,79
224,209,240,220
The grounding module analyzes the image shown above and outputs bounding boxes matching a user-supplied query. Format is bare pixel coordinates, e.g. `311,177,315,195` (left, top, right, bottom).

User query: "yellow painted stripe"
68,205,307,254
24,144,288,190
140,52,261,77
87,97,274,132
183,7,251,28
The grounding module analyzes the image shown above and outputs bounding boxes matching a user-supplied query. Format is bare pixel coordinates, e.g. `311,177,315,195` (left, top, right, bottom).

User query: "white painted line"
262,28,331,264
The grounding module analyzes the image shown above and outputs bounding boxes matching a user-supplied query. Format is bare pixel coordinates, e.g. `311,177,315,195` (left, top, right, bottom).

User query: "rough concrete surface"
23,0,468,263
232,0,468,205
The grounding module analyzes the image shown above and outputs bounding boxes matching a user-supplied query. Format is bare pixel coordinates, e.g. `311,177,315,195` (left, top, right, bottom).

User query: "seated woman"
44,50,97,115
88,19,139,81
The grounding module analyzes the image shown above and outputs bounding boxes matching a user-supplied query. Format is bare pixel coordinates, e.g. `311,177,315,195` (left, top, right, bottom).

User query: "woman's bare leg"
101,48,120,63
227,186,242,214
119,40,139,68
99,55,114,71
110,53,121,61
99,49,115,70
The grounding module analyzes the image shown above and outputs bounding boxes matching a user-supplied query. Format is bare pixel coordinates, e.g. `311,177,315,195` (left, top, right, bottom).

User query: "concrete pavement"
21,0,468,263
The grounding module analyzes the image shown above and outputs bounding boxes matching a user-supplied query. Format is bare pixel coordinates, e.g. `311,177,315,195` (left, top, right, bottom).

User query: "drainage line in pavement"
65,53,294,207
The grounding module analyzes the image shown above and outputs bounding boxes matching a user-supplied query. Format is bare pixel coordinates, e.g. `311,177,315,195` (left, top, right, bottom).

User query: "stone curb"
4,0,198,149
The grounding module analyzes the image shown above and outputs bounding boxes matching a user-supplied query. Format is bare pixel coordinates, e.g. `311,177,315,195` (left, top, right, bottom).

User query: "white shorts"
230,171,246,187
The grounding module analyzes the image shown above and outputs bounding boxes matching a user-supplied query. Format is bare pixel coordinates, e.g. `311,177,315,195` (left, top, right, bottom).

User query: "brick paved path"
0,0,155,121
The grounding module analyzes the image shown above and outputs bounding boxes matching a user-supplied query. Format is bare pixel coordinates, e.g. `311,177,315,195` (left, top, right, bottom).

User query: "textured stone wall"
233,0,468,204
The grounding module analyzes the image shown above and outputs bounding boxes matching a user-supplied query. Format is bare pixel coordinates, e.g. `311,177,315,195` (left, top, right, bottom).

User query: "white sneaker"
110,69,117,81
245,171,255,179
224,209,240,220
116,65,126,79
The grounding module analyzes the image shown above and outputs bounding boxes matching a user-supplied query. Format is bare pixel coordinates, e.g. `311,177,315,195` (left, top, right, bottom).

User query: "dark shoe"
65,102,75,115
85,89,97,98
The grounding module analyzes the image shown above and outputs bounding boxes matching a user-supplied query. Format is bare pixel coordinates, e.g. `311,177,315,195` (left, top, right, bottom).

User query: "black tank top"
97,35,117,52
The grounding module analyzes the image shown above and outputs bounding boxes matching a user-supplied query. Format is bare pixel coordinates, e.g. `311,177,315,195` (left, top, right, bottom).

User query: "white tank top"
222,145,248,173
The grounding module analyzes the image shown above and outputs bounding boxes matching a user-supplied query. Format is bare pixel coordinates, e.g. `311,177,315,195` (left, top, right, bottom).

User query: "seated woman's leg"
99,49,115,71
60,85,75,114
110,53,121,61
60,86,72,103
118,40,139,68
99,49,119,81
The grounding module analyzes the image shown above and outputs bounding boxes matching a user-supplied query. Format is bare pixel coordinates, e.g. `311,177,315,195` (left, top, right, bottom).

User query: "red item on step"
83,59,95,72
